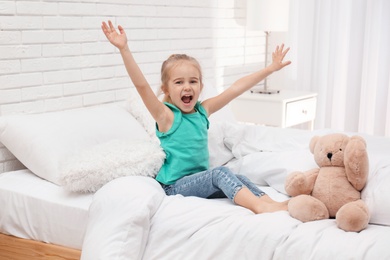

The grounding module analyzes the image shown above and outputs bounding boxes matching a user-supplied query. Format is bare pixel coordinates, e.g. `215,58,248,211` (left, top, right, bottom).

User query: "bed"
1,96,390,260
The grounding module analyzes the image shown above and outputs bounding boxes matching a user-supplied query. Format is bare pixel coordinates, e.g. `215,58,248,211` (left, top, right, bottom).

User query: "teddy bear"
284,133,370,232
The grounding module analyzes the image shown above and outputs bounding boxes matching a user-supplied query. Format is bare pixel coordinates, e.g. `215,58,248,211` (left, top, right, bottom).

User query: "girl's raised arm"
101,21,172,130
202,44,291,116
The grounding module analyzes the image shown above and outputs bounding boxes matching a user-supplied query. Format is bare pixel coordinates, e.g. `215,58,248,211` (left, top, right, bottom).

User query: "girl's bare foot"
234,187,289,214
253,195,288,214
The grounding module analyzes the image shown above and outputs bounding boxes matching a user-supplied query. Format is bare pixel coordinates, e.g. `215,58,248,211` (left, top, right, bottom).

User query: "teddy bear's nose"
327,153,333,160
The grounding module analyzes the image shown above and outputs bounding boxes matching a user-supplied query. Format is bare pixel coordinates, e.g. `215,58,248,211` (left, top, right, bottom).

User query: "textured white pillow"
0,104,149,185
60,139,165,193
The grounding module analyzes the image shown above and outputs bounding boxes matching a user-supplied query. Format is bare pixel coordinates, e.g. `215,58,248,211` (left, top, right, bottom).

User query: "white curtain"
288,0,390,136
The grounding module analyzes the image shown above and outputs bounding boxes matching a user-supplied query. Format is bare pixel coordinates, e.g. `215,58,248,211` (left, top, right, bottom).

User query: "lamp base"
250,89,280,94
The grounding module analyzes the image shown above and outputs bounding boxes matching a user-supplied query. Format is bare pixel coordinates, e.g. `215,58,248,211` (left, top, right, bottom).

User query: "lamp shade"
247,0,290,31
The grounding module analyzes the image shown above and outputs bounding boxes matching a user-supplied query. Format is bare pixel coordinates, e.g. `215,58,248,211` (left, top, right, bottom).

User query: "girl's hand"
101,20,127,50
268,44,291,72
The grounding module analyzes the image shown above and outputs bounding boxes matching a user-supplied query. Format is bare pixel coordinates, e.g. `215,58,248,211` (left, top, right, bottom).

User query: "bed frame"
0,233,81,260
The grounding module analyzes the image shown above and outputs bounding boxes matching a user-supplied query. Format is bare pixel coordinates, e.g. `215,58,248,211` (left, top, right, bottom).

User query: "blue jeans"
160,166,265,203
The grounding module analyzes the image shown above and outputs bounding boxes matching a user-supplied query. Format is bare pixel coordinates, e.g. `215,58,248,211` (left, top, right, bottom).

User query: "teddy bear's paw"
285,172,312,197
288,195,329,222
336,200,369,232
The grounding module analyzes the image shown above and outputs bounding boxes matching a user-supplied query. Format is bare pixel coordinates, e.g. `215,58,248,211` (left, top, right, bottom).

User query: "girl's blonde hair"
159,54,203,103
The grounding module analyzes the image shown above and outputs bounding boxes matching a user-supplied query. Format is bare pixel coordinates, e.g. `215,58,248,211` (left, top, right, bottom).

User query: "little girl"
102,20,291,214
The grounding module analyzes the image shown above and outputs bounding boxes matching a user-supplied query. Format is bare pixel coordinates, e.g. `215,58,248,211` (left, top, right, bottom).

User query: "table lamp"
247,0,290,94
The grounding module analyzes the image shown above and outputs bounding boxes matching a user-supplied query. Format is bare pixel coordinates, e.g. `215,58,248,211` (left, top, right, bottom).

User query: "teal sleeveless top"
155,102,209,185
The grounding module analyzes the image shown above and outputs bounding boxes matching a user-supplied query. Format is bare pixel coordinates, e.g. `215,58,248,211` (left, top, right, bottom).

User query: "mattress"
0,169,93,249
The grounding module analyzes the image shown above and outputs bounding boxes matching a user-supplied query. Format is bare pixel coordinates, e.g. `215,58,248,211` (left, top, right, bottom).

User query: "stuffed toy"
284,133,370,232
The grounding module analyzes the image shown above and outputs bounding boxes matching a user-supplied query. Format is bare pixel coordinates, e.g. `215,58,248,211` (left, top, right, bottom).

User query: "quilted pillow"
60,139,165,193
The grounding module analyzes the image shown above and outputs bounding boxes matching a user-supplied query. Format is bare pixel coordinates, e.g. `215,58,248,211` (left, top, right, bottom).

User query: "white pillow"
362,157,390,226
125,88,156,140
0,104,149,185
60,139,165,193
208,122,235,168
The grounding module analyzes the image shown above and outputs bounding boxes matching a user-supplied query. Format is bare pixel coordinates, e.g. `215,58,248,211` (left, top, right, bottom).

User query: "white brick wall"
0,0,265,173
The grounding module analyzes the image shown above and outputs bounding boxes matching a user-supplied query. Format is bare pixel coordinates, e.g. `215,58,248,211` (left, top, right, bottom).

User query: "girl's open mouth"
181,95,193,104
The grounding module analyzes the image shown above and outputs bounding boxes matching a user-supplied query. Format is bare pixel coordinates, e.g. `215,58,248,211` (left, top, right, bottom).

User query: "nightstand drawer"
285,97,317,127
231,90,317,129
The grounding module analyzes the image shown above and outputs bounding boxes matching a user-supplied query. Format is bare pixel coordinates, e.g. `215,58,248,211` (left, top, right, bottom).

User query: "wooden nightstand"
231,90,317,130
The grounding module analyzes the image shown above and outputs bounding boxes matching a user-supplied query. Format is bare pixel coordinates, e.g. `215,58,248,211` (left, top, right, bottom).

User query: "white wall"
0,0,273,173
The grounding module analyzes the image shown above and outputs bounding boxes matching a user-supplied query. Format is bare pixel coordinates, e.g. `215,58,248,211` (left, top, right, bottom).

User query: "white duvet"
81,122,390,260
81,177,390,260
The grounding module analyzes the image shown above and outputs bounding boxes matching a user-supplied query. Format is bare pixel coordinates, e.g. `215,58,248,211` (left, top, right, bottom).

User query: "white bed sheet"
0,169,93,249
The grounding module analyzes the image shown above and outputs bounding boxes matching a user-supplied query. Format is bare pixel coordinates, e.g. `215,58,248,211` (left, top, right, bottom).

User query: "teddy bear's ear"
309,136,319,154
